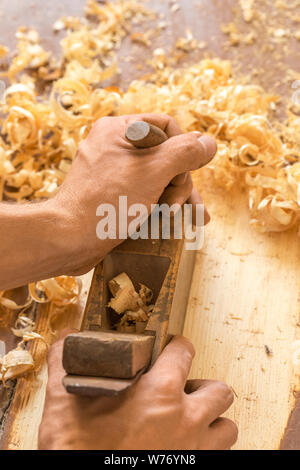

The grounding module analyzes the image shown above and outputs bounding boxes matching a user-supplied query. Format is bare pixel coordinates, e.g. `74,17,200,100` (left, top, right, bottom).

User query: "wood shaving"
108,272,153,333
0,45,8,58
222,23,257,46
0,348,34,384
175,29,198,52
239,0,256,23
130,30,153,47
0,313,47,383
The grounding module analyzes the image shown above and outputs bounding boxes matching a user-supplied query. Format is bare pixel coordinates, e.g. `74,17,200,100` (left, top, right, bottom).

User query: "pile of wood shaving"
0,0,298,235
108,273,153,334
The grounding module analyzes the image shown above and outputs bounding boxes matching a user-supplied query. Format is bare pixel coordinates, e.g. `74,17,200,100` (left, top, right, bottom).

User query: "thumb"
146,335,195,390
155,132,217,178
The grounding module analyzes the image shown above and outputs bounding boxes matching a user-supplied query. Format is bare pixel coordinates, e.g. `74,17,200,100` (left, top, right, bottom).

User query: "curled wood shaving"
11,315,35,337
11,313,47,346
0,291,32,310
28,276,82,306
108,272,153,332
108,272,135,297
0,348,34,384
0,278,80,382
108,285,141,314
0,277,81,315
0,313,48,383
139,284,153,305
239,0,256,23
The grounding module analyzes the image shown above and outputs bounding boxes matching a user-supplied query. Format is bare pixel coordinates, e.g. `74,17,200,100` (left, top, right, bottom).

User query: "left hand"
38,330,237,450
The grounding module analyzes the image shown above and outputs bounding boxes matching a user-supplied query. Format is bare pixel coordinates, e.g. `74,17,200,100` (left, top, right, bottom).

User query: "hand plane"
62,121,198,396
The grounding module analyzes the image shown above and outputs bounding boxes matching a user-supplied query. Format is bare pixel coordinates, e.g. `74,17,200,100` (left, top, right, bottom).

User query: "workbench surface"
0,0,300,450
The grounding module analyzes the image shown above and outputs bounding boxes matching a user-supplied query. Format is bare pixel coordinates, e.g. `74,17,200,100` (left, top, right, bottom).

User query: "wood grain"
185,171,300,450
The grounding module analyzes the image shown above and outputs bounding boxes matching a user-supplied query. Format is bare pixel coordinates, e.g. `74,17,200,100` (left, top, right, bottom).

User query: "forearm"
0,200,73,290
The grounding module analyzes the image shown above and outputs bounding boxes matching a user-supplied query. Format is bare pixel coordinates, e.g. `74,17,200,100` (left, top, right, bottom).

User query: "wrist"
52,184,120,273
45,196,83,274
0,199,76,289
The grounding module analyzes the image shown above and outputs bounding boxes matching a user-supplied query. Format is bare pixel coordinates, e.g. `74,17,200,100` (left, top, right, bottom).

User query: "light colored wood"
183,170,300,450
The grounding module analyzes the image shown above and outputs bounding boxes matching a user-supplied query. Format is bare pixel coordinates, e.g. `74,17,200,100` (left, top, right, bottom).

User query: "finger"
159,174,193,207
47,328,79,388
189,380,234,424
146,335,195,390
188,188,210,225
209,417,238,450
160,182,210,227
171,132,202,187
171,172,188,186
156,132,217,178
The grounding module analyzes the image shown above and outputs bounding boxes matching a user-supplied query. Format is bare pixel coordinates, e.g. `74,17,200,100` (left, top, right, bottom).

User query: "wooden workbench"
0,0,300,450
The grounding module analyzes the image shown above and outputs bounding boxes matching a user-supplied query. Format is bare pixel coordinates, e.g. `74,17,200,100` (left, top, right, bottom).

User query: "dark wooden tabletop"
0,0,299,96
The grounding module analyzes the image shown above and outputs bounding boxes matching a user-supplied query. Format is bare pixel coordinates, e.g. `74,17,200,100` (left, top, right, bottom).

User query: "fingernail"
198,135,217,163
192,131,202,136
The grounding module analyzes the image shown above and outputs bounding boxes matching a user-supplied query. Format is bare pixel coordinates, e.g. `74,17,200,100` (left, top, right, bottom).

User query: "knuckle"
175,335,195,358
94,116,112,127
164,114,177,126
152,112,174,123
224,419,239,444
157,374,177,393
77,140,87,155
214,381,234,402
90,116,113,134
182,343,195,363
186,176,193,194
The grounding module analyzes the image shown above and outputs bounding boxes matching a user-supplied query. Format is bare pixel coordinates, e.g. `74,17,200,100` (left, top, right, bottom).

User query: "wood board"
185,172,300,450
0,0,299,450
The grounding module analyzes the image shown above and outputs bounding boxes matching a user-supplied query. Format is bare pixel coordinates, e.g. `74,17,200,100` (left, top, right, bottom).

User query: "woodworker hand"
51,113,217,276
38,330,238,450
0,113,217,289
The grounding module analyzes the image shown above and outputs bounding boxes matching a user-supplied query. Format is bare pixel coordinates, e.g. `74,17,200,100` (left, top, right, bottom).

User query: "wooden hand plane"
62,121,198,396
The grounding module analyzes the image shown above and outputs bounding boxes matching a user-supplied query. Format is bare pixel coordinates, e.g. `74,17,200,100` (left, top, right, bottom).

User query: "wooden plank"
184,171,300,450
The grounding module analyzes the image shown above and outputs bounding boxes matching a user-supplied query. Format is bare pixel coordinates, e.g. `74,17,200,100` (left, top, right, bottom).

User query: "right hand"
51,113,217,276
39,333,238,450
